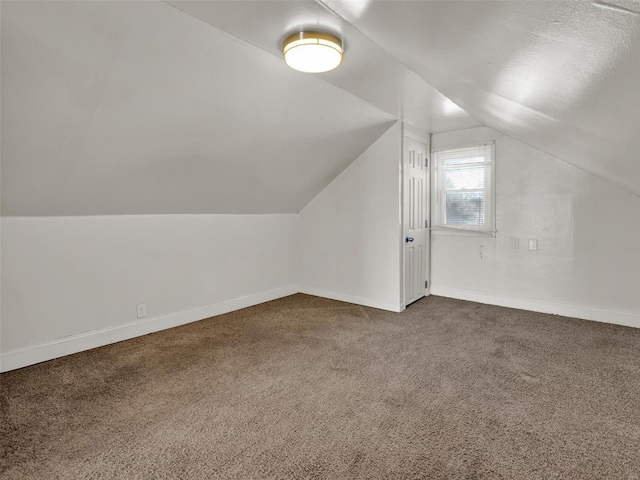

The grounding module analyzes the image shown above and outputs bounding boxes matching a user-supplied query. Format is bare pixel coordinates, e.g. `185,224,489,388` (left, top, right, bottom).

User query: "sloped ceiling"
6,1,635,217
325,0,640,197
168,0,480,135
0,0,477,216
0,1,395,216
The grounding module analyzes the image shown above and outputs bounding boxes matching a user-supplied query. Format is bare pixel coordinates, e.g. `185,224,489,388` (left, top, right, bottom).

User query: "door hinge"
425,281,428,289
425,219,428,228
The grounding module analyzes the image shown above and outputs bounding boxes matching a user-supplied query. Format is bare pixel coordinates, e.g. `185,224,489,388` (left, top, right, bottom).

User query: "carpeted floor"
1,294,639,479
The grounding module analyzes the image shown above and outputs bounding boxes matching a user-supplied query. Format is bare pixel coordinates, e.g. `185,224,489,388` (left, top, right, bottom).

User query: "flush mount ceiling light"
282,32,343,73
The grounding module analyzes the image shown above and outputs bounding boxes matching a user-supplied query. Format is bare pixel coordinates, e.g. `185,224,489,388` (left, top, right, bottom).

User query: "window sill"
431,227,496,238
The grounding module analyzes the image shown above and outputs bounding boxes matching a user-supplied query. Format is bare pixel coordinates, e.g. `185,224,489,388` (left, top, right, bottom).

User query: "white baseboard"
430,285,640,329
15,282,630,373
0,284,299,373
299,286,402,313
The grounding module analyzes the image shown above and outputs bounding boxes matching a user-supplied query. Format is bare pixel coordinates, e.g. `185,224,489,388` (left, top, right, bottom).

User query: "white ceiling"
325,0,640,197
0,1,397,216
2,1,638,216
168,0,480,135
1,0,477,216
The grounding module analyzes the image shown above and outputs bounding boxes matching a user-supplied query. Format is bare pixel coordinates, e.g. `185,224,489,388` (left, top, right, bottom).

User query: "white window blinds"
433,142,495,233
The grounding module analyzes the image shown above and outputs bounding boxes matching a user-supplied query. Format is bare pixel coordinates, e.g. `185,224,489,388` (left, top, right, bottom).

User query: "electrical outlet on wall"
137,304,147,319
528,238,538,251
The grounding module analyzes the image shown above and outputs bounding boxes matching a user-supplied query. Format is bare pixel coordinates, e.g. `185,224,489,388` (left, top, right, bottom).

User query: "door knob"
406,237,414,242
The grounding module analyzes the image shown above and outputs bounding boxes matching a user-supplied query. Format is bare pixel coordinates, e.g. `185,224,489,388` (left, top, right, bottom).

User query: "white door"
403,133,430,306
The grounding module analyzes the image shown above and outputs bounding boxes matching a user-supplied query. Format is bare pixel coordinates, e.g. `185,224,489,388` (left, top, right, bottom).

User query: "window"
433,142,495,233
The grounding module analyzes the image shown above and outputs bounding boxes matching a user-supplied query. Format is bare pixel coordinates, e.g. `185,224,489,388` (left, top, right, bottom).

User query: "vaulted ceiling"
325,0,640,197
2,1,639,216
0,1,395,215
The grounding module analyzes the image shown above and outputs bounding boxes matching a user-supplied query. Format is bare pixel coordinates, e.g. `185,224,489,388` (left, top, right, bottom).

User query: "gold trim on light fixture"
282,31,343,73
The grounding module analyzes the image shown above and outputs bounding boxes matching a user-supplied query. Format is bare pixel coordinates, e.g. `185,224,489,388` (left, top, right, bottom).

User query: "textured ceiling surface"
2,1,638,216
325,0,640,197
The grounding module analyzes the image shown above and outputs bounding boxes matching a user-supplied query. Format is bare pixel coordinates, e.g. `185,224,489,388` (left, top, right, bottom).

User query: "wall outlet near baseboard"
137,304,147,319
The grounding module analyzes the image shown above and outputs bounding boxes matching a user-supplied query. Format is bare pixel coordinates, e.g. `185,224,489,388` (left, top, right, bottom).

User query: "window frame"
432,142,496,235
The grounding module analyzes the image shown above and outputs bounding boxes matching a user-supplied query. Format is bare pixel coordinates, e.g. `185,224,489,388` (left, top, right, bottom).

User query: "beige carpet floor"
1,294,639,479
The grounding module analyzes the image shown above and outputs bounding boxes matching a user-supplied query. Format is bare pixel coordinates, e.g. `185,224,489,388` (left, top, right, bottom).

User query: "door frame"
399,123,431,311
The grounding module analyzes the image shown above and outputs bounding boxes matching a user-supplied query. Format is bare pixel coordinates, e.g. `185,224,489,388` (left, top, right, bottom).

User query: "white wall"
298,122,403,312
431,127,640,327
0,122,405,372
4,124,638,373
0,214,298,371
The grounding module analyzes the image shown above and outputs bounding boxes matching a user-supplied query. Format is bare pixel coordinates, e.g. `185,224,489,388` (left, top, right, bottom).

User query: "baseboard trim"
430,285,640,329
299,286,402,313
0,284,299,373
15,283,627,372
